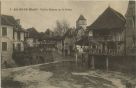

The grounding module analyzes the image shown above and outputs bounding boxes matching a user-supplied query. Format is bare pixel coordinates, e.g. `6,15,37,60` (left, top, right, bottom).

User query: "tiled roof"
1,15,17,26
88,7,126,30
1,15,25,32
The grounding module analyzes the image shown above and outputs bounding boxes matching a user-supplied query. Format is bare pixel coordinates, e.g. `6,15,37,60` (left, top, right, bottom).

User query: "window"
2,42,7,51
2,27,7,36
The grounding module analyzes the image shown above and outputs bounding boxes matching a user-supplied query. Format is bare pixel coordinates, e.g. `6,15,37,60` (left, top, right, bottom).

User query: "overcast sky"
1,0,129,32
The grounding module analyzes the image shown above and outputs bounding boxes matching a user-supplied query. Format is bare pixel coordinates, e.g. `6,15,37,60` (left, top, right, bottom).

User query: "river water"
2,61,135,88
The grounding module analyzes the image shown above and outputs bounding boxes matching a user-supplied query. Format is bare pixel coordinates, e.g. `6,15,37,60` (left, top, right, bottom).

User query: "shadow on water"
1,77,25,88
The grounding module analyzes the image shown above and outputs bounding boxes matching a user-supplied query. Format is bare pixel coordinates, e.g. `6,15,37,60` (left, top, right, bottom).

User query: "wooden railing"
80,48,125,56
88,49,124,56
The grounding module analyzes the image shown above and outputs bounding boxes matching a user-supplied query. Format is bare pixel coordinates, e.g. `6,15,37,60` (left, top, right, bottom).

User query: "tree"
54,20,70,36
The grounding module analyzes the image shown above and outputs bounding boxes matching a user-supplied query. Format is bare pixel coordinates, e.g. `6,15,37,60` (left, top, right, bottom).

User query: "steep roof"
77,15,86,21
88,7,126,30
1,15,17,26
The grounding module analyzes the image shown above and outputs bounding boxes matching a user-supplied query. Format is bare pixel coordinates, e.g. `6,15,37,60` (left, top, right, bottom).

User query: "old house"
1,15,25,67
88,7,126,55
87,7,126,70
125,1,136,55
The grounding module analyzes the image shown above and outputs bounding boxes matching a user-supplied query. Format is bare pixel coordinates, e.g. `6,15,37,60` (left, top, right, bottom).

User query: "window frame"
2,27,7,36
2,42,8,51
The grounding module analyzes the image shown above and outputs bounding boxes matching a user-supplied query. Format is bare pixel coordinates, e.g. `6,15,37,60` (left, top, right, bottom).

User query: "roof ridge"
109,7,125,22
88,7,125,30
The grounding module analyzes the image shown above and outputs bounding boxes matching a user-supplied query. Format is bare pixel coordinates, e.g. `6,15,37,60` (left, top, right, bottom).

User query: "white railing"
89,49,124,56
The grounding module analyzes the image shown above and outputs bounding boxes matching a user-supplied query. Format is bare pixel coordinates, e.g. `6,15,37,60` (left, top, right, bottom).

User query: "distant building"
76,15,87,41
76,15,87,30
0,15,25,67
125,1,136,49
13,19,26,52
38,36,63,54
26,27,39,47
63,28,76,56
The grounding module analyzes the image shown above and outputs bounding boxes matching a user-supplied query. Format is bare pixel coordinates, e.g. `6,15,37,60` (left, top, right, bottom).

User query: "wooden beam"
91,55,95,69
106,56,109,72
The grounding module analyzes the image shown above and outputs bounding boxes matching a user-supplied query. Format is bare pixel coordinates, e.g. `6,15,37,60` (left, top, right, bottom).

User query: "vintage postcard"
0,0,136,88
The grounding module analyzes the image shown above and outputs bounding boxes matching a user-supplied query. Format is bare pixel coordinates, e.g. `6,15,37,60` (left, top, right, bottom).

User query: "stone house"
1,15,25,67
13,19,26,52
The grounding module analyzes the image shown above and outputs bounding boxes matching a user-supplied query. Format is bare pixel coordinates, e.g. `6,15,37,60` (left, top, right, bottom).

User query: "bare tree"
54,20,70,36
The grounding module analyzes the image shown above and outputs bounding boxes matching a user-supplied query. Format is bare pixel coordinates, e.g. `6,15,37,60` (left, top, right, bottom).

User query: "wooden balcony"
88,49,125,56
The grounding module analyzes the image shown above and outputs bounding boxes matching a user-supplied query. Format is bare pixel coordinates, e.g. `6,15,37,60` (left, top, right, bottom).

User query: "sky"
1,0,129,32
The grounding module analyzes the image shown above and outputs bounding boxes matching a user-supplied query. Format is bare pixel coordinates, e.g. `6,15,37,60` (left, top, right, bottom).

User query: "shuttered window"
2,42,7,51
2,27,7,36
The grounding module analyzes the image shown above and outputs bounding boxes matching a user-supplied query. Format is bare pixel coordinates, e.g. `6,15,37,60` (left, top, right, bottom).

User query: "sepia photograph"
0,0,136,88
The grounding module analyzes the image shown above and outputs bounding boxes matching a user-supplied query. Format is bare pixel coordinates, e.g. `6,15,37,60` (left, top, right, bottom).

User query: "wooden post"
76,53,78,64
106,56,109,72
91,55,95,69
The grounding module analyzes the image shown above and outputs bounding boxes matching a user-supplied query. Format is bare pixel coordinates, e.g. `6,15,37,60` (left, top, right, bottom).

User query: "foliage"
54,20,70,36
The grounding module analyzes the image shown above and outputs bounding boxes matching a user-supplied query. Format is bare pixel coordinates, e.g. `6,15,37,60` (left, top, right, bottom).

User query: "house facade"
1,15,25,67
13,20,26,52
88,7,126,55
